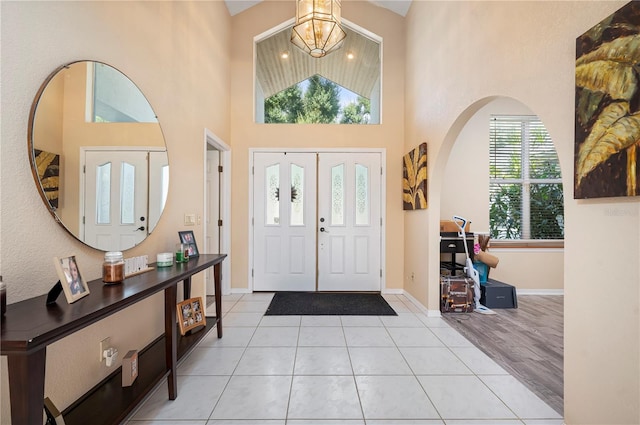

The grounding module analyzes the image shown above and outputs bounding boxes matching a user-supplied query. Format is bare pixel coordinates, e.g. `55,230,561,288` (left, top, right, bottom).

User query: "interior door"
205,149,221,294
83,150,148,251
317,152,382,291
253,152,317,291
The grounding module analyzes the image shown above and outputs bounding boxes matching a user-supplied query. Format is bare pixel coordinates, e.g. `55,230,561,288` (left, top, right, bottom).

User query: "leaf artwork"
574,2,640,198
34,149,60,208
402,143,427,210
577,105,640,185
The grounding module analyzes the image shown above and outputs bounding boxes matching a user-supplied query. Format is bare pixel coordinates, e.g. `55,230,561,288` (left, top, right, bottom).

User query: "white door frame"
248,147,386,292
204,128,232,295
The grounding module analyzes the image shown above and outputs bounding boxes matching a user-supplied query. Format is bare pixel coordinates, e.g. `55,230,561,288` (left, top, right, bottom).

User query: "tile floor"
126,292,564,425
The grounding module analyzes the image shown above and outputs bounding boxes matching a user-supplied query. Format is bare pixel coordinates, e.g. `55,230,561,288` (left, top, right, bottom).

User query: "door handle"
135,226,146,231
320,227,329,233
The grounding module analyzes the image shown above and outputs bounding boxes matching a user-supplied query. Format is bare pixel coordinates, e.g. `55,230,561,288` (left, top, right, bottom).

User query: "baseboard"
381,288,403,295
231,288,252,294
516,289,564,295
399,290,442,317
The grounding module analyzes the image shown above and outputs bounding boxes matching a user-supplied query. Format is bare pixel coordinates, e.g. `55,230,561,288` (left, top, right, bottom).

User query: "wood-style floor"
442,295,564,415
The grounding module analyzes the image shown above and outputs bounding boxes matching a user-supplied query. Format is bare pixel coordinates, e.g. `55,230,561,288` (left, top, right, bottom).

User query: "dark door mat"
264,291,398,316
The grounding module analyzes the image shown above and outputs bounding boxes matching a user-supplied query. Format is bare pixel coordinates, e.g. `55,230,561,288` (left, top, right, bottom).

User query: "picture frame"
53,255,90,303
178,230,199,258
402,143,428,210
122,350,139,387
176,297,206,335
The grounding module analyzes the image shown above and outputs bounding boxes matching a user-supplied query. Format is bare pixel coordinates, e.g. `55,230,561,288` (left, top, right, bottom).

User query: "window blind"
490,115,564,240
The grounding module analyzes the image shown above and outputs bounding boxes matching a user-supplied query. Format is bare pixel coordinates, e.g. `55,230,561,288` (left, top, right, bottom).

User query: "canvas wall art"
402,143,427,210
34,149,60,209
575,1,640,199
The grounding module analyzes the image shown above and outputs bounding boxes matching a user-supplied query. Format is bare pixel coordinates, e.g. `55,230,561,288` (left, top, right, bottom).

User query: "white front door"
252,151,383,292
317,152,382,291
253,152,317,291
83,150,149,251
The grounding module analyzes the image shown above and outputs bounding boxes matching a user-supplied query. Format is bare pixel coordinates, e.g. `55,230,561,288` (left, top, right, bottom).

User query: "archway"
432,95,565,414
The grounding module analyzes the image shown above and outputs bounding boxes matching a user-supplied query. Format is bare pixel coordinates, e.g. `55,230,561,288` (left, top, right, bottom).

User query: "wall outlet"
100,337,111,362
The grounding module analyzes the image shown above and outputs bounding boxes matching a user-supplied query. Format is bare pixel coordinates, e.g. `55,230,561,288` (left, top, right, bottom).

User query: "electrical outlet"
100,337,111,362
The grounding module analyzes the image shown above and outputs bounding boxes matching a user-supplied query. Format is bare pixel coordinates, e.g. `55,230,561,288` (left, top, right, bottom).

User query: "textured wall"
1,1,231,421
405,1,638,423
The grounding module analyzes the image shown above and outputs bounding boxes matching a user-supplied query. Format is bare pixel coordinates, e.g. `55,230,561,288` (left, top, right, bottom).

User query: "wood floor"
442,295,564,415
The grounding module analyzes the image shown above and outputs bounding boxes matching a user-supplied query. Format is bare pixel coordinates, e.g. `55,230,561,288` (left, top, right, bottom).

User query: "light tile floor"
127,293,564,425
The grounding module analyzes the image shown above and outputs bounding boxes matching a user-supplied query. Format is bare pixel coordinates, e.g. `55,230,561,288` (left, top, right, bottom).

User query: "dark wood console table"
1,253,226,425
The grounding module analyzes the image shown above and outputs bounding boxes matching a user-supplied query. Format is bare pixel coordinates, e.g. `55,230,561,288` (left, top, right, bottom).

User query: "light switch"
184,213,196,226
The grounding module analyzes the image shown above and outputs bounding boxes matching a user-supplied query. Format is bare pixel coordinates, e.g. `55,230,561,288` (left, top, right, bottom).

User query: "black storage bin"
480,278,518,309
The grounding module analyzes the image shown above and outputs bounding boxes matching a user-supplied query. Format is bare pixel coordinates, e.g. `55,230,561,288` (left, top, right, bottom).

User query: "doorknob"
320,227,329,233
135,226,146,231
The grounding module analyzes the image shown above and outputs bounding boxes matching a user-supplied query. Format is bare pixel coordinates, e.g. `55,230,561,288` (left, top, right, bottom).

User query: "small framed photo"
122,350,139,387
177,297,206,335
53,255,90,303
178,230,199,258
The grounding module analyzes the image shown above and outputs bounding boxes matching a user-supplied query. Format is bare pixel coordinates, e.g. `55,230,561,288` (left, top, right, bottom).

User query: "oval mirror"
28,61,169,252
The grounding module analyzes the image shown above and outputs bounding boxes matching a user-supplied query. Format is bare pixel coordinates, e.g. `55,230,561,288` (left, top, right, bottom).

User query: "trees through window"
264,75,370,124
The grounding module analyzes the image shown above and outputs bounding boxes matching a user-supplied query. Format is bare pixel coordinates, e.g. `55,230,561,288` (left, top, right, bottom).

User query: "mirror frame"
27,60,168,251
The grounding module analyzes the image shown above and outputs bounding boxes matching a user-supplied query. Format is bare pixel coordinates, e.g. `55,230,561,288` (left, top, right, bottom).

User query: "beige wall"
229,1,406,292
0,1,231,421
405,1,638,424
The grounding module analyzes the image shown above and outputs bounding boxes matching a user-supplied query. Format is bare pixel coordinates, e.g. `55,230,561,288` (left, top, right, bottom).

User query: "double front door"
253,151,382,292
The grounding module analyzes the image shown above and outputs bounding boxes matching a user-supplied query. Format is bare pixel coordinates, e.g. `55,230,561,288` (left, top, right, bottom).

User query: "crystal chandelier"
291,0,347,58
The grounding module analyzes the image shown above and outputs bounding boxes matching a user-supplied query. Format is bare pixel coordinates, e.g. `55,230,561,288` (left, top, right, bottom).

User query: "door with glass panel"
253,151,382,292
253,152,317,291
317,152,381,291
83,150,149,251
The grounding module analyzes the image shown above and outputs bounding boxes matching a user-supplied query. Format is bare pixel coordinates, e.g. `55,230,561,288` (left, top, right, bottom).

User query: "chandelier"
291,0,347,58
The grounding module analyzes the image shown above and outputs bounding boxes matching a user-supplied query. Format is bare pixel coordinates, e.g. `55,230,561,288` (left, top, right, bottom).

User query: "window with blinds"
489,115,564,240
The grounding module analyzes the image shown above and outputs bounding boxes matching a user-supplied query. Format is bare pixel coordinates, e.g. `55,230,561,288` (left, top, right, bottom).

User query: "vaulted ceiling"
256,25,381,98
245,1,399,100
224,0,412,17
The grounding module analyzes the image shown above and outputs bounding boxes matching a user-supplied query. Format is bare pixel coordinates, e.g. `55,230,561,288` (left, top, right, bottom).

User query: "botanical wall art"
34,149,60,208
575,1,640,199
402,143,427,210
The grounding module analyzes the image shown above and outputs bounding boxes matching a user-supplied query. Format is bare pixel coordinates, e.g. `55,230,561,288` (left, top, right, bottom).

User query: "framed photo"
53,255,90,303
178,230,199,258
177,297,206,335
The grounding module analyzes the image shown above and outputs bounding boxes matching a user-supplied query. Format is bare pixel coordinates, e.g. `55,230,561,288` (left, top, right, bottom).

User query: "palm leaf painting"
403,143,427,210
575,1,640,199
34,149,60,209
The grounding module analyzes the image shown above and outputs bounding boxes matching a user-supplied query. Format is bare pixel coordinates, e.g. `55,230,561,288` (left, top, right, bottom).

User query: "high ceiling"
224,0,412,17
256,25,381,98
233,0,403,102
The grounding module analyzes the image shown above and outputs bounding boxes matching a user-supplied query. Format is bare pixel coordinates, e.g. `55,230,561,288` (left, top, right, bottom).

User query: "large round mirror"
28,61,169,252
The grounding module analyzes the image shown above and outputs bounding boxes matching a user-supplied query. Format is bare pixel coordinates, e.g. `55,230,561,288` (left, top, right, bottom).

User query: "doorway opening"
204,129,231,295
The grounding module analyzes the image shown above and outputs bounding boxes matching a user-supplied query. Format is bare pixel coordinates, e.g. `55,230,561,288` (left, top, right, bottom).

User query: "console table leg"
182,277,192,301
164,285,177,400
7,349,46,425
214,263,223,338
